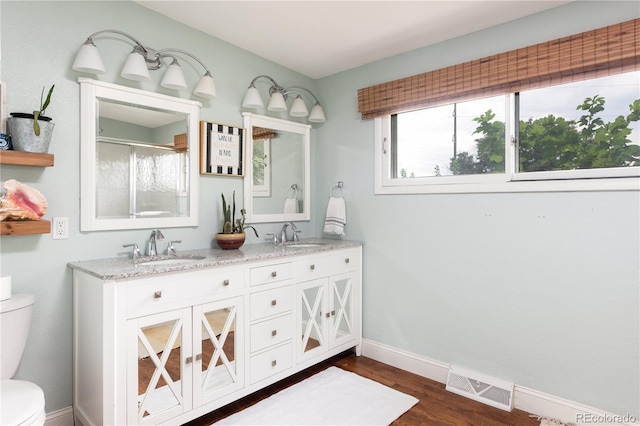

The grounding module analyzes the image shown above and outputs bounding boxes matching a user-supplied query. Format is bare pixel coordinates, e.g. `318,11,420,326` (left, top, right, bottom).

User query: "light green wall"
1,0,639,419
314,1,640,418
0,0,317,412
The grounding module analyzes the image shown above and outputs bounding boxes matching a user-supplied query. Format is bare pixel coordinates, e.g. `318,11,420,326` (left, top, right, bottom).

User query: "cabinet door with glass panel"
127,297,243,425
296,271,357,363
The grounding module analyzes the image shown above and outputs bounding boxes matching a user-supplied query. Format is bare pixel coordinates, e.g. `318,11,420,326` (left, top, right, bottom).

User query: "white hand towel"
323,197,346,235
284,198,298,214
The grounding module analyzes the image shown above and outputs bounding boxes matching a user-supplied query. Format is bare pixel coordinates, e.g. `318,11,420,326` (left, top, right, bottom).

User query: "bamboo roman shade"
358,18,640,120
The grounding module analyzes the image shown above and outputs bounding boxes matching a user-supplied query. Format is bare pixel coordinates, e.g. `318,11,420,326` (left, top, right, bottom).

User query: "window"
375,70,640,193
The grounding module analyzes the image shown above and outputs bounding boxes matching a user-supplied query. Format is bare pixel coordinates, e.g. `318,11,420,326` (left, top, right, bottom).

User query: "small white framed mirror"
242,112,310,223
79,78,200,231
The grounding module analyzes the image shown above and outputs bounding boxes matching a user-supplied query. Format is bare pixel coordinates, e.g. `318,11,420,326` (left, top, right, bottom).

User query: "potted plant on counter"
7,85,55,153
215,191,259,250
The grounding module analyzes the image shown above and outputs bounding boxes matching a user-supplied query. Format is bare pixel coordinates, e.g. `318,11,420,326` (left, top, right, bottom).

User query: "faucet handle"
293,229,301,242
123,243,141,259
165,240,182,255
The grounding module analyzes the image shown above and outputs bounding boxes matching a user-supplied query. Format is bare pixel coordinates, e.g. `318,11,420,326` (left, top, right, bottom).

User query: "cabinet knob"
186,356,193,365
310,264,315,271
345,258,350,264
271,299,277,306
223,279,230,286
271,359,277,367
271,329,278,337
331,310,336,316
325,312,330,318
154,291,162,299
196,353,203,362
271,271,277,278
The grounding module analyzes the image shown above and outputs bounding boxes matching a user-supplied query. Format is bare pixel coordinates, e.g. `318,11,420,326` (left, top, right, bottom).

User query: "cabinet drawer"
250,285,292,321
250,343,293,384
127,269,244,316
250,314,293,353
250,262,293,286
296,250,360,277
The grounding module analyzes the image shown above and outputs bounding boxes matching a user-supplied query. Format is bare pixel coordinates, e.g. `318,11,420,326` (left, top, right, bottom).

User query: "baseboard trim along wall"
361,339,639,426
44,406,74,426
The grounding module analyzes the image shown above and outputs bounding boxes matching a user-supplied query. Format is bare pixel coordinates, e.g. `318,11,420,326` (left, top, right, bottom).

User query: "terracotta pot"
215,232,245,250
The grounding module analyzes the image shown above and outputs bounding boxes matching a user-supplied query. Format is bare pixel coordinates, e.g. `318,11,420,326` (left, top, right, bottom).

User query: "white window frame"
374,95,640,194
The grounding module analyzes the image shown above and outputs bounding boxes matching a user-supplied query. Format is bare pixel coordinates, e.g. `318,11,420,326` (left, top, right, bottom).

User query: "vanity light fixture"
72,29,217,99
242,75,326,123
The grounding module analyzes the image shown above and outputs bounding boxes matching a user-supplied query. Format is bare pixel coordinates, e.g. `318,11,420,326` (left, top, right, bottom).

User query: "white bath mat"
213,366,418,425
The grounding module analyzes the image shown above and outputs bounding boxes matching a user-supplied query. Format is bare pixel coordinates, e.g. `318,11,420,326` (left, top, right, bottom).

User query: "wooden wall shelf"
1,220,51,236
0,150,54,167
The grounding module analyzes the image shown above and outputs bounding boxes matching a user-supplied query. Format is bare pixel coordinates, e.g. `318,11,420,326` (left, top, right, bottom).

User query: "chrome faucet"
280,222,298,243
146,229,165,256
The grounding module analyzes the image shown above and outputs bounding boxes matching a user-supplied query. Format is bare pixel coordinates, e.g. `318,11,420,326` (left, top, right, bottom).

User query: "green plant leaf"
32,111,41,136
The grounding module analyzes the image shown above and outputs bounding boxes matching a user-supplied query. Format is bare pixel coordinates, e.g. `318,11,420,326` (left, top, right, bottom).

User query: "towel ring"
286,184,298,199
330,181,345,198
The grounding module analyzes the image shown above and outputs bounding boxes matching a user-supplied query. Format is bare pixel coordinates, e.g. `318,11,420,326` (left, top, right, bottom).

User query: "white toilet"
0,294,46,426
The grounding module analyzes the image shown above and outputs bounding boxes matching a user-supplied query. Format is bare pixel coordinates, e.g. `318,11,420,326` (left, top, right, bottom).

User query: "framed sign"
200,121,245,176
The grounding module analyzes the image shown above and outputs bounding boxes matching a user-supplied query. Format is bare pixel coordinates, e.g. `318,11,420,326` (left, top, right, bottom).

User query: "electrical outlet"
52,217,69,240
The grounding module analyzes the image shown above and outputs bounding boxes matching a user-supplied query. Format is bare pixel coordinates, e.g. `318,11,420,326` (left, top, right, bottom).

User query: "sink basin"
283,243,327,249
136,256,205,266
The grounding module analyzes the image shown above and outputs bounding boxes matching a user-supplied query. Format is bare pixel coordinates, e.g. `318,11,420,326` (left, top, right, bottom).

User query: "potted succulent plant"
215,191,258,250
7,85,55,153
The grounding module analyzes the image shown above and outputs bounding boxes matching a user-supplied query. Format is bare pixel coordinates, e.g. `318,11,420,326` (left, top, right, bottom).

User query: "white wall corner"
361,339,639,426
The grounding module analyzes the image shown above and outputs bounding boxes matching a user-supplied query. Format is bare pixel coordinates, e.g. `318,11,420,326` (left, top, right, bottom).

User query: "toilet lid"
0,380,45,425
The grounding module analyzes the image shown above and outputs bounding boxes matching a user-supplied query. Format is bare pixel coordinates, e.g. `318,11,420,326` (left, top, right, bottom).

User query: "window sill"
375,176,640,195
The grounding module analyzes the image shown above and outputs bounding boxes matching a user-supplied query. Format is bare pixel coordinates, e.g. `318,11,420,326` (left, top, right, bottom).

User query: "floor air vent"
446,367,514,411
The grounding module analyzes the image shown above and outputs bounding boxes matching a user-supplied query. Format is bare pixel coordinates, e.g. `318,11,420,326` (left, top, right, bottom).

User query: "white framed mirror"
242,112,310,223
79,78,200,231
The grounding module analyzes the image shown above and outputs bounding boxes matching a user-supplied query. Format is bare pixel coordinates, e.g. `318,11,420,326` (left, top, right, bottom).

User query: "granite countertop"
68,238,362,281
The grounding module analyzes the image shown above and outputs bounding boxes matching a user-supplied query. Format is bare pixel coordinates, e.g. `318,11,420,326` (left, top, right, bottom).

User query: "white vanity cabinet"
72,243,361,426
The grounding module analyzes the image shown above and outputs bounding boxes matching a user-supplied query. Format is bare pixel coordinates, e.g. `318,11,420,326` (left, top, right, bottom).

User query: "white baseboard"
361,339,639,426
44,406,74,426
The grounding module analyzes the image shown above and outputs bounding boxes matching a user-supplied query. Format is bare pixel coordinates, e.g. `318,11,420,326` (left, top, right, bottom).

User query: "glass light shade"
120,50,150,81
242,86,264,109
289,96,309,117
160,59,187,90
267,91,287,112
308,103,326,123
193,72,217,98
72,42,106,74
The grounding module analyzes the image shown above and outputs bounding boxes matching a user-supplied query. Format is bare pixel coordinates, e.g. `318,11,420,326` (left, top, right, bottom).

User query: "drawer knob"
223,279,230,286
154,291,162,299
345,258,350,264
310,264,315,271
271,299,277,306
271,271,277,278
271,360,277,367
271,329,278,337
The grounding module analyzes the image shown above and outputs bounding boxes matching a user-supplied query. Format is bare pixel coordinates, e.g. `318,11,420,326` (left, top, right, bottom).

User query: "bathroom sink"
136,256,205,266
283,243,328,249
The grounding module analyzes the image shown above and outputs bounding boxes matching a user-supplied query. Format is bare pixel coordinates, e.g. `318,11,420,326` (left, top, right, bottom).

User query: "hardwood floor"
184,350,540,426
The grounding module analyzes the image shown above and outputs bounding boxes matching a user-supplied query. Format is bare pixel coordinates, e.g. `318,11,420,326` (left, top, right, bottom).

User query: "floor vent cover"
446,368,514,411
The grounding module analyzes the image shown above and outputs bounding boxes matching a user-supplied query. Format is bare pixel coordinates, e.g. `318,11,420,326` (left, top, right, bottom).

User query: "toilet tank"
0,294,35,379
